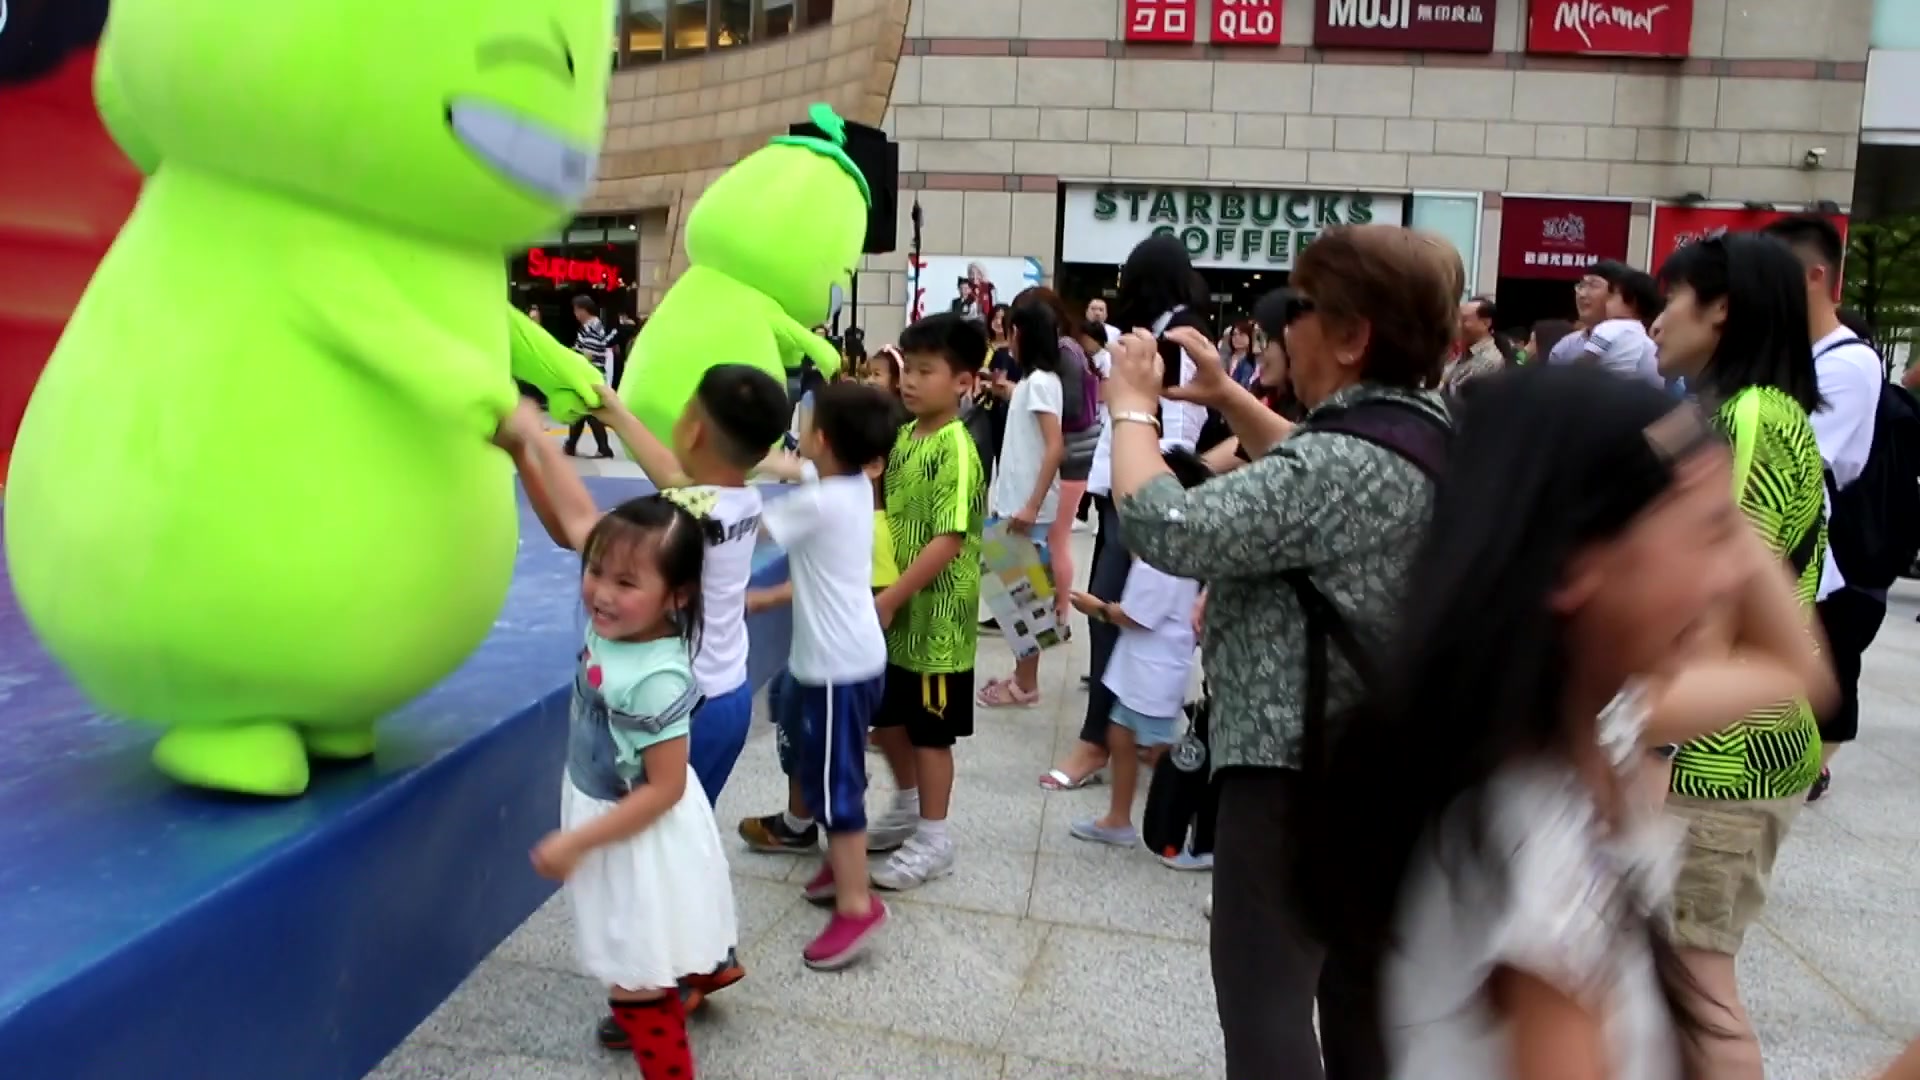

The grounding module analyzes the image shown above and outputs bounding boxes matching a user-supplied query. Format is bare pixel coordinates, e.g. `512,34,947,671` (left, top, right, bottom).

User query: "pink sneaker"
801,863,836,906
803,899,889,971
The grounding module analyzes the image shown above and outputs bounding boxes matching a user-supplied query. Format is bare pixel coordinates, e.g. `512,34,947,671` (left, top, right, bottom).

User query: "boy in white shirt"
756,382,899,971
1066,450,1210,848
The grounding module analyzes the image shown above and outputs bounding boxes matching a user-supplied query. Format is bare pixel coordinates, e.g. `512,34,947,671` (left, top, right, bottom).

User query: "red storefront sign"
1125,0,1198,42
1526,0,1693,57
1648,205,1850,272
1497,197,1634,281
1214,0,1283,45
1313,0,1497,52
526,248,623,290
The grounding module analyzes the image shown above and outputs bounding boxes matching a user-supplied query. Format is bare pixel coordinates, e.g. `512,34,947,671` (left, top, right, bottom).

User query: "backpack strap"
1284,398,1450,769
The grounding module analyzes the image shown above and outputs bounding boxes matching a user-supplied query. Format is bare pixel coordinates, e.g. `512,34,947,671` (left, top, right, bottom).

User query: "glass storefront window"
511,215,643,333
1410,192,1483,299
623,0,668,67
806,0,835,26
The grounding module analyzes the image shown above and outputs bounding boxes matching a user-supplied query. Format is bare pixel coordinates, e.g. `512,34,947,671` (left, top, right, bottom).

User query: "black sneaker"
738,812,819,853
597,1014,627,1050
1807,767,1832,803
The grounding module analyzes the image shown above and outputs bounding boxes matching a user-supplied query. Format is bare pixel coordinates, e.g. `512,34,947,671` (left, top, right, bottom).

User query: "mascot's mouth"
448,99,598,203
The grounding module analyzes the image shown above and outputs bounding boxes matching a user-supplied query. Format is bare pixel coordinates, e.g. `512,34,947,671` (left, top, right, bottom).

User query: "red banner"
1497,197,1634,282
1214,0,1283,45
1648,205,1850,273
1525,0,1693,57
1314,0,1497,52
1125,0,1198,42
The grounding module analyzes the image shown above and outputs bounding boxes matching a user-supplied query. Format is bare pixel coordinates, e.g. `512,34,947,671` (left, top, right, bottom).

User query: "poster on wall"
1314,0,1497,52
1648,205,1850,294
1061,184,1407,273
1525,0,1692,57
1496,197,1633,282
1124,0,1197,43
905,255,1045,323
1213,0,1282,45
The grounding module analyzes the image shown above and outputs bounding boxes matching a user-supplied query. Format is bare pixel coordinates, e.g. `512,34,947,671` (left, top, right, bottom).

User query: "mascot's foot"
300,722,378,762
153,723,310,797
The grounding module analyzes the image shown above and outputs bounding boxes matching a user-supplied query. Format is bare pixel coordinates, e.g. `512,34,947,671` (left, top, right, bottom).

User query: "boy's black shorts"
871,664,975,749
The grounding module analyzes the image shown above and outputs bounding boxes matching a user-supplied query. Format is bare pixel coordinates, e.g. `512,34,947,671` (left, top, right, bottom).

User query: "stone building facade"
584,0,1873,345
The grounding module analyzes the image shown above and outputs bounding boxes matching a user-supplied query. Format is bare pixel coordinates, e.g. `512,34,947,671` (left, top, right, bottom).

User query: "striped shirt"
573,317,616,375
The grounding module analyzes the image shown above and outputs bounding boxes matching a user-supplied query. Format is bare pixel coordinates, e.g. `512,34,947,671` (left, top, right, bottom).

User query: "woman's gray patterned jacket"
1118,382,1450,773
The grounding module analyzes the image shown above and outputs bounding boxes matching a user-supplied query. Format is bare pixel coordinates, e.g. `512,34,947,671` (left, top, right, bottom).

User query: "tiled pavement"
372,459,1920,1078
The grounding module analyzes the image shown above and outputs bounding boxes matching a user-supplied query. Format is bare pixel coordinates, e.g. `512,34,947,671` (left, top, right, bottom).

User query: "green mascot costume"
4,0,613,796
616,103,871,442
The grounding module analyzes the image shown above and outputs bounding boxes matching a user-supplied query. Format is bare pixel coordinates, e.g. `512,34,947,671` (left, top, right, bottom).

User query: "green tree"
1844,213,1920,348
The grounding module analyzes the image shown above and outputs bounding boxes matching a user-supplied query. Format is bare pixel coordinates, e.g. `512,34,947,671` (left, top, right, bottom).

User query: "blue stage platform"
0,477,792,1080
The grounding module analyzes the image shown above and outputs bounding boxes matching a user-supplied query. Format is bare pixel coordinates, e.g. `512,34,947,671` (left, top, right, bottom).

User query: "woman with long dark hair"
1301,365,1835,1079
1651,231,1831,1078
1041,234,1212,790
978,292,1069,708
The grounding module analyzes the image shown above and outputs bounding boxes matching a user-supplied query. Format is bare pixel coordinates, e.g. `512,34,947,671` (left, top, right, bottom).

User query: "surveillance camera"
1803,147,1828,168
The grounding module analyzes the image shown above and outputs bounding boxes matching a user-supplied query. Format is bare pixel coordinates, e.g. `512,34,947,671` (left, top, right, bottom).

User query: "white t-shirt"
992,369,1064,524
1088,310,1207,496
1581,318,1663,385
1101,560,1201,718
761,474,887,684
691,485,762,697
1387,689,1683,1080
1810,327,1884,599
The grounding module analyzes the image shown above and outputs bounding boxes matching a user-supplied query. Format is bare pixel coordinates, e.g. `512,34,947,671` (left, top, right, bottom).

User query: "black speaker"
788,116,899,255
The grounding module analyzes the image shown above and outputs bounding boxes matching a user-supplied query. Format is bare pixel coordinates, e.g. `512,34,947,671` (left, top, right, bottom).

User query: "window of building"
621,0,668,67
715,0,754,47
667,0,709,59
511,215,643,333
613,0,832,67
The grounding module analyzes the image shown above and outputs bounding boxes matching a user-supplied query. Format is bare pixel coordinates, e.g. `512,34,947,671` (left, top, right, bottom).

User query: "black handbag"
1141,685,1217,860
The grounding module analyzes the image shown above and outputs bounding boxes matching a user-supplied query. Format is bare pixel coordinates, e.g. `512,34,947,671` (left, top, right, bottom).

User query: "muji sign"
1214,0,1282,45
526,248,623,290
1526,0,1692,57
1314,0,1497,51
1125,0,1197,42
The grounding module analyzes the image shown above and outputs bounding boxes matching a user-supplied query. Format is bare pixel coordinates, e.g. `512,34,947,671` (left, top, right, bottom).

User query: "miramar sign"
1061,185,1406,272
1525,0,1692,57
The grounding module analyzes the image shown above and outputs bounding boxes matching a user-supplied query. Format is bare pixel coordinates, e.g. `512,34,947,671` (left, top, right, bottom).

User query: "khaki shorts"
1666,793,1801,955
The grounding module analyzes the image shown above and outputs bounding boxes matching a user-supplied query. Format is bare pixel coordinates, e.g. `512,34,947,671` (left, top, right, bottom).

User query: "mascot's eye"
826,283,846,320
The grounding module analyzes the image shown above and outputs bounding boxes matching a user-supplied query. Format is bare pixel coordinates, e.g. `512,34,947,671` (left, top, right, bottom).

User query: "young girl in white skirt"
499,402,737,1079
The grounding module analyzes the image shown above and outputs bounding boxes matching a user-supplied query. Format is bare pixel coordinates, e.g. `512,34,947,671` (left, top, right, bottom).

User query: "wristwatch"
1110,409,1160,431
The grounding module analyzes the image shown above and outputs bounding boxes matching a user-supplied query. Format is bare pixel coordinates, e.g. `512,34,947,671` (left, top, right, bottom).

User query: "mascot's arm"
771,308,841,378
508,306,603,424
301,276,517,440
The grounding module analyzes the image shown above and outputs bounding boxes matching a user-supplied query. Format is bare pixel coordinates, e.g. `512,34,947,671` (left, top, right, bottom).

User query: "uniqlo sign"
1214,0,1283,44
1125,0,1198,42
1526,0,1693,57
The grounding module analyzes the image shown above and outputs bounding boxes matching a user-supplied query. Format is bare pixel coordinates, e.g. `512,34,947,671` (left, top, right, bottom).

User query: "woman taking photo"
1302,365,1836,1079
1102,225,1455,1078
1651,231,1831,1079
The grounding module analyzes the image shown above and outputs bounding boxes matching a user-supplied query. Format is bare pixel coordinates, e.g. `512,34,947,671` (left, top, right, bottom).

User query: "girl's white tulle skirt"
561,766,738,990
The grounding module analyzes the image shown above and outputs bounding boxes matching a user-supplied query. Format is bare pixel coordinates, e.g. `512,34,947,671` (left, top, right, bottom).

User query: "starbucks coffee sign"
1061,185,1406,271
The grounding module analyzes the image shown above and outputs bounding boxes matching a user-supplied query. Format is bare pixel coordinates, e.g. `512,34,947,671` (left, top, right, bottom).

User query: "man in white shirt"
1765,215,1885,797
1576,262,1665,386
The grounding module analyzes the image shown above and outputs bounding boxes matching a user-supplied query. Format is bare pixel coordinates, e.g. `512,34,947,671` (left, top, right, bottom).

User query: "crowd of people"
492,216,1920,1080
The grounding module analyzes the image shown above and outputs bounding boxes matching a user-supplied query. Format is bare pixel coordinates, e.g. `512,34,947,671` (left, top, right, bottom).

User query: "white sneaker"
1203,893,1213,920
871,834,956,891
866,807,917,853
